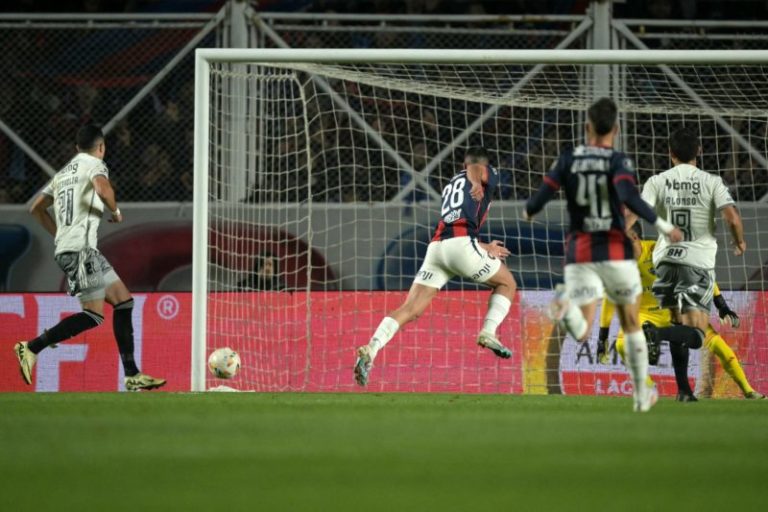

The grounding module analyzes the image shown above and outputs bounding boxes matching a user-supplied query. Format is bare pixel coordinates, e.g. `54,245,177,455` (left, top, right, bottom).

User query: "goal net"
193,50,768,397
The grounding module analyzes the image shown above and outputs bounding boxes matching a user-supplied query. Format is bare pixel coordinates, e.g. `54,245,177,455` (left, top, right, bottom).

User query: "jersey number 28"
441,177,467,215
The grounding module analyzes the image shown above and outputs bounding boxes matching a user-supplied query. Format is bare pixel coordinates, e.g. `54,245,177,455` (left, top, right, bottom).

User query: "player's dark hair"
669,126,699,163
76,124,104,152
630,221,643,239
465,147,490,164
587,97,618,136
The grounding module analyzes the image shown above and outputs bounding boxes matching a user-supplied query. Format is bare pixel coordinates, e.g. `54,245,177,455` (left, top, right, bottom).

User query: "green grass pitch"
1,393,766,512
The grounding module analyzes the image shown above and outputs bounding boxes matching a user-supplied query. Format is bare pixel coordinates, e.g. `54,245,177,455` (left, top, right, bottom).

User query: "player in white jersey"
631,126,746,349
13,124,165,391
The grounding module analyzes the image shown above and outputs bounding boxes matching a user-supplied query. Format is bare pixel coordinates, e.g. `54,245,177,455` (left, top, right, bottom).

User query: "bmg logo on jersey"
665,179,701,194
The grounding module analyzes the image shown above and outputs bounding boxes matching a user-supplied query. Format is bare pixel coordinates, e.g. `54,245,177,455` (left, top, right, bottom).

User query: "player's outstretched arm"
93,175,122,223
524,155,565,221
29,194,57,237
721,205,746,256
615,179,682,242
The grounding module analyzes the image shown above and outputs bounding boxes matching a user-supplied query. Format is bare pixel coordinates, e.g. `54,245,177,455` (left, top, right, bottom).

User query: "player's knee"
490,274,516,298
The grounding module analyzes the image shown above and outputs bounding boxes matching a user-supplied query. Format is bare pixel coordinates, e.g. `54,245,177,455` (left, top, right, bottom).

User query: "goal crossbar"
195,48,768,65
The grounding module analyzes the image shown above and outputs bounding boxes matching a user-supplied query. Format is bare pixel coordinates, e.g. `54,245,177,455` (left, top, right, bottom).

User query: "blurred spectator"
237,252,286,291
139,143,180,201
106,120,142,199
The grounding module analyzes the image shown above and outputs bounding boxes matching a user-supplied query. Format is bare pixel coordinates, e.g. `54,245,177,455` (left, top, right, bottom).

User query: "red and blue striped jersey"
541,145,635,264
432,165,500,241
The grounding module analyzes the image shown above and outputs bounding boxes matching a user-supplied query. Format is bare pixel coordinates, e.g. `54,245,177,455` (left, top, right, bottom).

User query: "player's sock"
623,330,650,398
708,332,755,396
560,304,588,341
368,316,400,358
113,299,140,377
615,335,654,386
668,340,695,396
481,293,511,336
27,310,103,354
655,324,704,349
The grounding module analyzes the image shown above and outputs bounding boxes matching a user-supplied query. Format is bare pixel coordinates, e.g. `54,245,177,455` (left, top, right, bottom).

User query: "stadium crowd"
0,0,767,204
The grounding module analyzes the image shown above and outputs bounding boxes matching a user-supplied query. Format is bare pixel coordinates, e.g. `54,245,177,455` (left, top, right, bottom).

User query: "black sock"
669,340,695,395
113,299,140,377
656,324,704,350
27,310,103,354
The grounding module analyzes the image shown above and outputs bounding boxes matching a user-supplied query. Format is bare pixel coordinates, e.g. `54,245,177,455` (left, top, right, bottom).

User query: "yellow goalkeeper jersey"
635,240,661,313
599,239,722,328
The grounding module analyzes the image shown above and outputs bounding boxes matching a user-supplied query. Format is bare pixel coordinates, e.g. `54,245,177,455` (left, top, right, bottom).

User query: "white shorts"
413,237,503,289
564,260,642,306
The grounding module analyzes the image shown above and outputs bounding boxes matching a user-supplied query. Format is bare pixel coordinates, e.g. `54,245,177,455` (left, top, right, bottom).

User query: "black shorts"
652,262,715,312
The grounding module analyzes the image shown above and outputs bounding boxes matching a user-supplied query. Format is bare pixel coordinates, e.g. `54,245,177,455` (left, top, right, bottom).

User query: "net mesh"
0,17,220,203
203,59,768,397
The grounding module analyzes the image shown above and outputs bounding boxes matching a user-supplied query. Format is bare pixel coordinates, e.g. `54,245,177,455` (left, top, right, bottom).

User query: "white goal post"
192,48,768,393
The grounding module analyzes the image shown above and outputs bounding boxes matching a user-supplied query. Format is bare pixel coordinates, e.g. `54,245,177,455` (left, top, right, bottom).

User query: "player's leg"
104,272,166,391
105,279,138,376
377,282,440,346
602,260,656,412
467,243,516,358
647,263,707,348
355,282,440,386
436,236,515,358
668,334,697,401
614,302,658,411
355,241,449,386
614,328,656,388
550,263,603,342
14,251,105,385
705,326,763,399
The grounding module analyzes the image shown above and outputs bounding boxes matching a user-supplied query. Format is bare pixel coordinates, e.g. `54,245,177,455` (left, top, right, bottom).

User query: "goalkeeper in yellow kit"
598,223,764,401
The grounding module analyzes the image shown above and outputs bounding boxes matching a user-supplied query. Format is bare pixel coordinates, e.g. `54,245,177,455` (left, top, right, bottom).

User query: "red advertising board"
0,294,191,392
2,291,765,395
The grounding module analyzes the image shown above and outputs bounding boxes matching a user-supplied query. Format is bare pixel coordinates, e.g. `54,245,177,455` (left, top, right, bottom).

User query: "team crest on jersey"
443,209,461,223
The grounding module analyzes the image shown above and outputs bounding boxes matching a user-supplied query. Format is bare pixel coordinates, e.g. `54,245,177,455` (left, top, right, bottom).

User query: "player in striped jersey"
354,147,518,386
524,98,683,412
597,223,763,401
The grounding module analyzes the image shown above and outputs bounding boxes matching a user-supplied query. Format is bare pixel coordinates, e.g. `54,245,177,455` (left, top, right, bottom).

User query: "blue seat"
0,224,31,291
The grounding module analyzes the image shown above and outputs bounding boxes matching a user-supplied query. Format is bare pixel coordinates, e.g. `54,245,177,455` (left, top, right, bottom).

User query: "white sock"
368,316,400,358
560,304,588,341
481,294,512,336
624,329,650,399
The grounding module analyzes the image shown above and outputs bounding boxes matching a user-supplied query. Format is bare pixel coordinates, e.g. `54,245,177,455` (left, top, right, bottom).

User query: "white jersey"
42,153,109,255
641,163,735,269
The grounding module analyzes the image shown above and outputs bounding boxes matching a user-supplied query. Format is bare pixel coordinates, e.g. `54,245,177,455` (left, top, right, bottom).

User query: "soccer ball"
208,347,241,379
